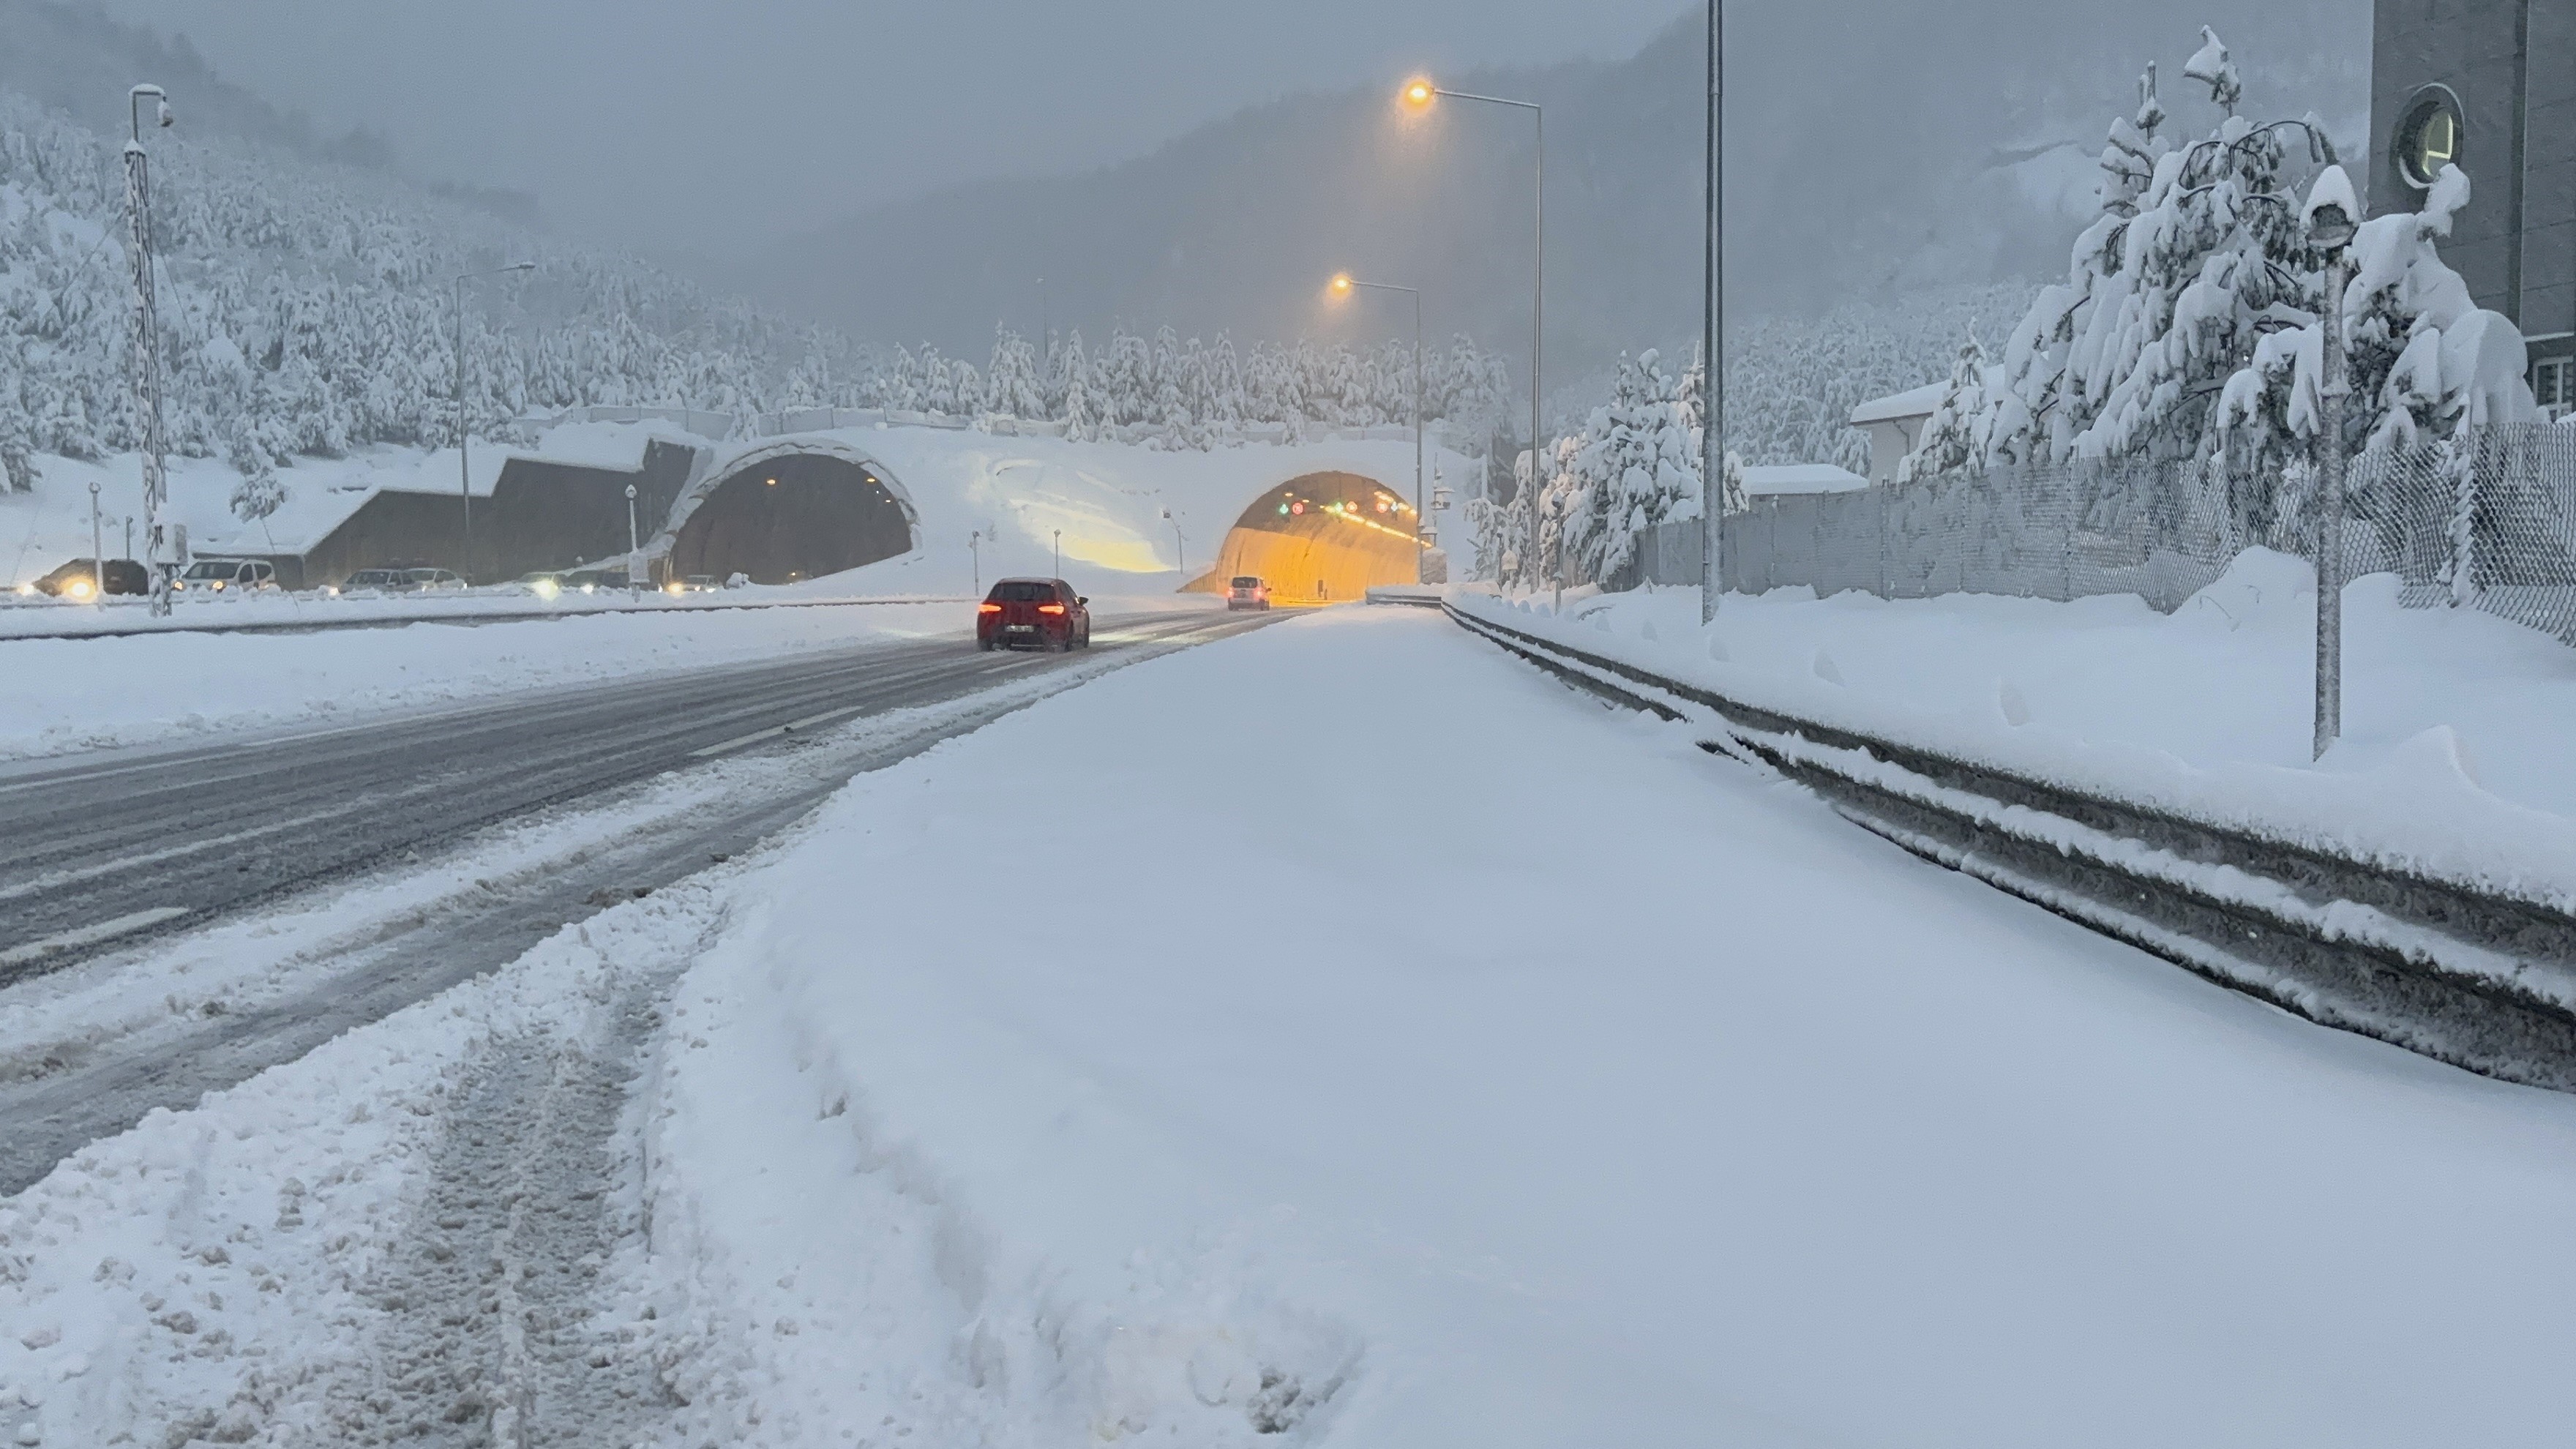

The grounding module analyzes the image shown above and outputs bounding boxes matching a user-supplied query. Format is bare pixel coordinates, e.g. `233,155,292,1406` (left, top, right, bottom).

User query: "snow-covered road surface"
6,604,2573,1448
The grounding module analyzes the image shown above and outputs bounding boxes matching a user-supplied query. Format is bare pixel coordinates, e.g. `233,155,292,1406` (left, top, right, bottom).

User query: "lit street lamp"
1400,75,1542,593
124,83,173,615
1327,272,1426,582
2305,165,2358,760
453,261,535,583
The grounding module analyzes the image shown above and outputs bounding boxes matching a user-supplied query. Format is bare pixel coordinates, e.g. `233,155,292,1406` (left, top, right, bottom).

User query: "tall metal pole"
124,85,172,616
1701,0,1726,624
2315,250,2351,759
1416,86,1541,594
1413,285,1426,583
455,273,471,581
89,480,102,599
453,263,533,585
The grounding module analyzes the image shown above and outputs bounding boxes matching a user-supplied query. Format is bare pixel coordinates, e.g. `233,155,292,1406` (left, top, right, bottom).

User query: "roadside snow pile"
0,882,721,1448
1461,559,2576,903
629,607,2576,1448
0,599,971,760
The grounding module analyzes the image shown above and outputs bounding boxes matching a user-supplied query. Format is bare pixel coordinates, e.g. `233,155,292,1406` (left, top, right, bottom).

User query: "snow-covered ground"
10,604,2572,1448
1464,554,2576,902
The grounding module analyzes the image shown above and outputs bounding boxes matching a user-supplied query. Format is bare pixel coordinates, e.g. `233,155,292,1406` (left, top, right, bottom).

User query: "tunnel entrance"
667,450,915,585
1194,472,1420,604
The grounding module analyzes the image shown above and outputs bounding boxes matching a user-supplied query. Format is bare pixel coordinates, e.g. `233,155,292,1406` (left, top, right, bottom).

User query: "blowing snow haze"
56,0,2363,380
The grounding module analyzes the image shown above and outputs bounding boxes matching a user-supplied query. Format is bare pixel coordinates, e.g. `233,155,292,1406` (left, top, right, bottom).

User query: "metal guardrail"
1445,600,2576,1093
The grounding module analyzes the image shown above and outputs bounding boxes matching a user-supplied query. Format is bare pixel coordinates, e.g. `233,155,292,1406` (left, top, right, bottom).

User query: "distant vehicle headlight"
66,578,94,600
532,578,561,600
12,583,30,597
580,583,596,595
323,585,340,596
664,581,685,596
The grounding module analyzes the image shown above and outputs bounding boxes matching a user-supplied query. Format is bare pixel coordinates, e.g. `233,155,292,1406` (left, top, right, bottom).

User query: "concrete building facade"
2373,0,2576,413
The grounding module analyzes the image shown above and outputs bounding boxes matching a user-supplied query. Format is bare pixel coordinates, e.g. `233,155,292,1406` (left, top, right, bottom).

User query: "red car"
978,577,1090,651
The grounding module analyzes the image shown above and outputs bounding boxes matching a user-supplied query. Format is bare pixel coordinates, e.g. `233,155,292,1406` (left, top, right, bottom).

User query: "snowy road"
0,607,1272,1192
7,604,2575,1449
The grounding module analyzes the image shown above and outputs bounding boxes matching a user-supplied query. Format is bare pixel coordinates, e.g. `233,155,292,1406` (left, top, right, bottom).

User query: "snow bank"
0,599,976,760
631,607,2576,1447
0,878,726,1448
1461,561,2576,905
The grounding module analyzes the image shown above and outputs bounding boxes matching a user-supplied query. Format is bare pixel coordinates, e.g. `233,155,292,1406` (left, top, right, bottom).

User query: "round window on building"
2395,89,2463,189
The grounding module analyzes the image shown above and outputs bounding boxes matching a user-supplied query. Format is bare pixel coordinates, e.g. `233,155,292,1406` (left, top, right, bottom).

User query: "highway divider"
1445,599,2576,1093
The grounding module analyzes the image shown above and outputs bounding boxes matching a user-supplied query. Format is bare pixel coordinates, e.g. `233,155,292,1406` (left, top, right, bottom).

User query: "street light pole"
2305,167,2358,760
1054,528,1063,580
1403,79,1540,594
1328,274,1426,582
624,482,640,601
453,262,534,584
124,84,173,615
1701,0,1726,625
1161,507,1186,577
89,479,102,599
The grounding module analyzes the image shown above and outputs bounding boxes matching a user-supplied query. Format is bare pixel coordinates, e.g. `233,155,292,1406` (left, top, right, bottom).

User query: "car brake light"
1037,603,1066,615
978,602,1001,613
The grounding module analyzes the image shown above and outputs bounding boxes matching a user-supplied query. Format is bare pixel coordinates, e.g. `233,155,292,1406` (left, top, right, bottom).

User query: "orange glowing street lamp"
1397,72,1543,592
1322,271,1426,582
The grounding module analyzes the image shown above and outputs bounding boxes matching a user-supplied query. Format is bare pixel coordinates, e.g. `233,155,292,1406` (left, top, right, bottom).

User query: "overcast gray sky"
97,0,1690,258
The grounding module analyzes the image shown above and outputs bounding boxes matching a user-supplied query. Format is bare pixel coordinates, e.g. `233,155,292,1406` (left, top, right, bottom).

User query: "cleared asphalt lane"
0,607,1276,1191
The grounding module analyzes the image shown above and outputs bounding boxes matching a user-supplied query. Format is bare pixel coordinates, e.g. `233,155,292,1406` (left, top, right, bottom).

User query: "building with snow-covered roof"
2372,0,2576,415
1846,383,1946,484
1742,464,1869,497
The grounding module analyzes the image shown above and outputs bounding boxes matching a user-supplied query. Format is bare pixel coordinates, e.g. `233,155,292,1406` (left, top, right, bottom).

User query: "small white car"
1226,575,1271,611
173,558,279,594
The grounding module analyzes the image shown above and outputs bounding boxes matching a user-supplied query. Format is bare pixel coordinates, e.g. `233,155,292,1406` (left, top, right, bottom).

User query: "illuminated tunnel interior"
667,452,915,585
1193,472,1420,604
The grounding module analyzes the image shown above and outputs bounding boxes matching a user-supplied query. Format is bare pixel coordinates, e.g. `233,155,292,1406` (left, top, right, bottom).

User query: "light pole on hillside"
1327,272,1426,583
1701,0,1726,625
970,528,983,593
88,480,103,600
1401,75,1540,593
124,83,173,615
453,261,535,583
1053,528,1063,580
1161,507,1186,578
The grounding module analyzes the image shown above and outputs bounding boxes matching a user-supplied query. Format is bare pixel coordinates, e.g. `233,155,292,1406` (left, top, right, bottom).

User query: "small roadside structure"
1847,383,1945,484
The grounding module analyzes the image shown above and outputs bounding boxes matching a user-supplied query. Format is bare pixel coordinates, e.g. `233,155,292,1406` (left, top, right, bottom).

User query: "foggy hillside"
739,1,2369,412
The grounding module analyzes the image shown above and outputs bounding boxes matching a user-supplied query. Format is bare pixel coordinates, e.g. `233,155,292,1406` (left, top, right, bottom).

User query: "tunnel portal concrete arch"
664,443,918,585
1194,472,1421,604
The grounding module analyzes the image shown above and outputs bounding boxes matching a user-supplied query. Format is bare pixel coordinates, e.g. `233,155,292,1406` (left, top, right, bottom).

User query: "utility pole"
124,84,173,615
1053,528,1062,580
89,479,102,599
970,528,982,593
1701,0,1726,624
454,262,534,583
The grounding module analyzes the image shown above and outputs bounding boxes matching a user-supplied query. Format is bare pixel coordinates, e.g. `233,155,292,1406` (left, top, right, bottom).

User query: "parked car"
32,558,148,599
404,568,469,591
173,558,278,594
1226,575,1272,611
330,568,411,596
976,577,1090,651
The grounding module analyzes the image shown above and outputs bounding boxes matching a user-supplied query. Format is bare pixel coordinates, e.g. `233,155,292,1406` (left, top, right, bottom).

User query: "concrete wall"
2372,0,2576,353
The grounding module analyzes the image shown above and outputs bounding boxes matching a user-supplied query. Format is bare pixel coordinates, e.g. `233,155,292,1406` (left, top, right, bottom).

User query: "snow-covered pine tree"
1968,34,2335,466
1898,333,1993,482
1058,330,1096,442
2217,163,2533,470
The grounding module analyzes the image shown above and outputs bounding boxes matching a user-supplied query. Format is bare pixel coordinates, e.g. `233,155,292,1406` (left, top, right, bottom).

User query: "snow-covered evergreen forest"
0,83,1515,512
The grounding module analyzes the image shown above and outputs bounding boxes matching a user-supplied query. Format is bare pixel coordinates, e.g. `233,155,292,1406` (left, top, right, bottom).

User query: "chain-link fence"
1633,422,2576,642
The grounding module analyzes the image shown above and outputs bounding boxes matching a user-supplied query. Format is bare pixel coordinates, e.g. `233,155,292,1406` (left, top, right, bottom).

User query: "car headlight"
533,579,560,600
67,579,93,599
